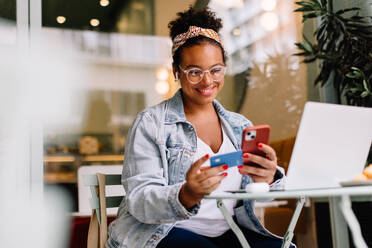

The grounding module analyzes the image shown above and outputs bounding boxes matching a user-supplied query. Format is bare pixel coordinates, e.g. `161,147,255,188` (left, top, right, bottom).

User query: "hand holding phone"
240,124,277,184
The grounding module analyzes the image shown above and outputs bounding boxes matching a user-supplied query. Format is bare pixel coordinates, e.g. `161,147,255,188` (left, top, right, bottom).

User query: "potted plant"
294,0,372,107
294,1,372,246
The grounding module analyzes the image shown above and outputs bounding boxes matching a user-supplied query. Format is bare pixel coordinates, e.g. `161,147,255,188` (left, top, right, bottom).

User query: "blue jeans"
156,227,294,248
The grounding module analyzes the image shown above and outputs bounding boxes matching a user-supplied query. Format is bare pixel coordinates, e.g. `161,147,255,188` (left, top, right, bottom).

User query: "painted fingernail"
258,143,263,148
238,165,243,169
243,153,249,158
222,165,228,170
223,172,228,177
205,154,210,159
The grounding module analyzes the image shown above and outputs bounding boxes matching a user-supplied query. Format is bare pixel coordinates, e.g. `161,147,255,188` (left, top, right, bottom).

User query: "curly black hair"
168,7,226,66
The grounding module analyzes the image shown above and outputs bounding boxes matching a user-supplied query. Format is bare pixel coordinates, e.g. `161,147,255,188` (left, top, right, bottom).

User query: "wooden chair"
78,165,124,216
83,173,124,248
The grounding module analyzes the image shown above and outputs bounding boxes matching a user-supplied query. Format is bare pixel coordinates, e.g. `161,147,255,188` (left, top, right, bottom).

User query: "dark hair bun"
168,7,223,40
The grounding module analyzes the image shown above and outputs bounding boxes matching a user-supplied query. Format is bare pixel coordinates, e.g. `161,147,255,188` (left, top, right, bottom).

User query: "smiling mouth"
196,86,215,95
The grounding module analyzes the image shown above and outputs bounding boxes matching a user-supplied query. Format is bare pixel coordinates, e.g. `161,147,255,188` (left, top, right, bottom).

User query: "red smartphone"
241,125,270,166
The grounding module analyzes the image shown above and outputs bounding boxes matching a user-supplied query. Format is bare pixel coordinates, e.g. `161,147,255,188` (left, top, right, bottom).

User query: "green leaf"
303,13,319,19
293,52,308,56
336,7,360,15
346,72,357,78
314,73,323,85
294,42,307,51
317,22,328,42
295,1,316,8
303,42,314,53
304,57,317,63
302,35,314,52
310,0,322,9
350,15,365,21
354,71,362,77
349,88,360,93
295,6,314,12
302,34,313,45
361,91,369,97
296,41,313,53
363,79,370,92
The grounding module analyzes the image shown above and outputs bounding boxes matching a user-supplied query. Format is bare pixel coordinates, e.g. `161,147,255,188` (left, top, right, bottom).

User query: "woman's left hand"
238,143,277,184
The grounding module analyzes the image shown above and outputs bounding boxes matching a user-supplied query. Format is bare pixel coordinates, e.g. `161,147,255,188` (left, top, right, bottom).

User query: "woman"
107,7,293,248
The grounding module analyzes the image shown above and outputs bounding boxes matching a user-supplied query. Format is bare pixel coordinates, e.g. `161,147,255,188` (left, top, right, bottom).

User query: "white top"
175,123,242,237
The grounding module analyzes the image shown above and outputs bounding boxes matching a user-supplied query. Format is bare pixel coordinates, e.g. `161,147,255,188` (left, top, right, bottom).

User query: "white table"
205,186,372,248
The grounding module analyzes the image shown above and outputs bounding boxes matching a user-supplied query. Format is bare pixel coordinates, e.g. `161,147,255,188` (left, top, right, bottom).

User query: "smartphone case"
241,125,270,167
210,150,243,168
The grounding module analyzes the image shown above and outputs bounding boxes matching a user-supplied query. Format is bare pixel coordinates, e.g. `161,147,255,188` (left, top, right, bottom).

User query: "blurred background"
0,0,309,203
3,0,369,247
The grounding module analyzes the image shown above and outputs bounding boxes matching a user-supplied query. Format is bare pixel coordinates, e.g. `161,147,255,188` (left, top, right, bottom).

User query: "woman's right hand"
179,154,228,209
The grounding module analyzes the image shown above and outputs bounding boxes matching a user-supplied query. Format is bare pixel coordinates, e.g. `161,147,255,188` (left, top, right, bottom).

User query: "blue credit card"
210,150,243,168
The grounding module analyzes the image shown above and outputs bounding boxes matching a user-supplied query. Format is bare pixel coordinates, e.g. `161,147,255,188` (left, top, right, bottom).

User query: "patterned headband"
171,26,223,56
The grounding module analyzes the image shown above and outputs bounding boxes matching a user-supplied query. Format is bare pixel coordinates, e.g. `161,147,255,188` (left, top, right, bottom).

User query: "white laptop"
285,102,372,190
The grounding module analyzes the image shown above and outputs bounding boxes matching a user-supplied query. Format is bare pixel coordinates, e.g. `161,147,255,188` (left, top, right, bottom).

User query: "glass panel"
40,0,182,212
0,0,16,46
210,0,307,144
43,90,146,182
40,30,174,212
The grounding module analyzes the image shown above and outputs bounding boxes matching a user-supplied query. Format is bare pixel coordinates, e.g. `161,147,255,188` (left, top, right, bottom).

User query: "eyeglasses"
178,65,226,84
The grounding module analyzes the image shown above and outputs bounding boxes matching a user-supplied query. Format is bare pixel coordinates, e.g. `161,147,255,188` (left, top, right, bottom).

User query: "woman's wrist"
179,183,202,210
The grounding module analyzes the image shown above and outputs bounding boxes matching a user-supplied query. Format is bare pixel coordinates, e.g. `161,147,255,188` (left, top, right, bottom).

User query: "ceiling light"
261,0,277,11
232,28,241,36
155,81,169,95
260,12,279,31
90,19,100,27
56,16,66,24
156,68,169,81
100,0,110,7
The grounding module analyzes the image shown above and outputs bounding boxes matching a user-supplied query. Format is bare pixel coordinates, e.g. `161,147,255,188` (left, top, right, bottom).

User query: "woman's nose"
200,71,213,85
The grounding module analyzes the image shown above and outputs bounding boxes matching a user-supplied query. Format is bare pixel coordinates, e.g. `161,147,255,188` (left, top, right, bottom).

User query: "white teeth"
199,88,212,93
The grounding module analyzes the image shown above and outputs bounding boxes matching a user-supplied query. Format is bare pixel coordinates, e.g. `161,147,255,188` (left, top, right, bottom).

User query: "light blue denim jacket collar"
165,89,243,150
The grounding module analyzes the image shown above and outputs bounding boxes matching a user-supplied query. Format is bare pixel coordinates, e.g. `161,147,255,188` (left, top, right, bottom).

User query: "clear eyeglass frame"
178,65,227,84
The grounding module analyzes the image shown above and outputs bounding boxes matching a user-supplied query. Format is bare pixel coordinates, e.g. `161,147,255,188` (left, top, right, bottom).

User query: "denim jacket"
107,89,287,248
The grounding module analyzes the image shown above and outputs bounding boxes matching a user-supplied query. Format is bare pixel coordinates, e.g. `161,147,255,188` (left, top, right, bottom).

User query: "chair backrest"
78,165,124,215
83,172,124,248
83,174,124,225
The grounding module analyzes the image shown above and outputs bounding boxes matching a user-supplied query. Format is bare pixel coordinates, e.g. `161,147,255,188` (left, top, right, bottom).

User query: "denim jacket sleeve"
122,111,196,224
270,166,286,190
